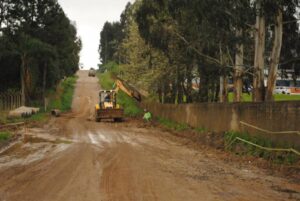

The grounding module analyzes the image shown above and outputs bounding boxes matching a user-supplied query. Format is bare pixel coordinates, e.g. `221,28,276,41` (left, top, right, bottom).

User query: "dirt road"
0,71,299,201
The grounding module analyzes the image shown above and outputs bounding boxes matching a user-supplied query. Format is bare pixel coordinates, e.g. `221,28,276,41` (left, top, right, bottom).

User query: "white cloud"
58,0,133,69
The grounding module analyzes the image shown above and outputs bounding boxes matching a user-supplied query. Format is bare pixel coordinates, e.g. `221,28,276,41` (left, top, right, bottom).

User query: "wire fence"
0,91,22,111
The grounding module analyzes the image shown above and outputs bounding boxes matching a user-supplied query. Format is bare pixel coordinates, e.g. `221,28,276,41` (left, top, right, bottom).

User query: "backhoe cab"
95,90,123,122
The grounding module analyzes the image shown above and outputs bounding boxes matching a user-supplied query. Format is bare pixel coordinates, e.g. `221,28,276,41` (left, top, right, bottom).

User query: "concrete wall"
142,101,300,148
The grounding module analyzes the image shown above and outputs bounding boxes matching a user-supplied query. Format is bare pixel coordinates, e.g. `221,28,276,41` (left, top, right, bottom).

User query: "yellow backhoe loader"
94,78,142,122
95,90,123,122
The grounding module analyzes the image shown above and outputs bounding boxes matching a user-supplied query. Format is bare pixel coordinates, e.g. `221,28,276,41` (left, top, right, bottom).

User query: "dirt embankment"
0,71,299,201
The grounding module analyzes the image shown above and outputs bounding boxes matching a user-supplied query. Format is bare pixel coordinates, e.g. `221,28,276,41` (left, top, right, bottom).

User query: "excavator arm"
114,79,142,102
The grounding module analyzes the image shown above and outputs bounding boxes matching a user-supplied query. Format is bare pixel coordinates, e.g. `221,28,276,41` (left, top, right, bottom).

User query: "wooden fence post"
0,91,23,112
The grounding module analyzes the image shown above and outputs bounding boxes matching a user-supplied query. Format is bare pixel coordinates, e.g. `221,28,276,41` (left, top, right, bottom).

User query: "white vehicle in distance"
274,79,292,94
274,86,291,95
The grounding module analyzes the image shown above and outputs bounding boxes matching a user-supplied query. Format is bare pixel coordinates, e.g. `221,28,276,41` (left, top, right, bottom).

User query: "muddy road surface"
0,71,299,201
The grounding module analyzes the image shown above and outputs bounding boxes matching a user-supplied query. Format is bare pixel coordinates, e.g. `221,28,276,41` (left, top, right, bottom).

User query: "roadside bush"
49,76,78,112
158,117,189,132
0,131,11,142
225,131,299,164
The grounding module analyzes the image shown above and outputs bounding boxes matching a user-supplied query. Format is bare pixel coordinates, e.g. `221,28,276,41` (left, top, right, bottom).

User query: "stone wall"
142,101,300,148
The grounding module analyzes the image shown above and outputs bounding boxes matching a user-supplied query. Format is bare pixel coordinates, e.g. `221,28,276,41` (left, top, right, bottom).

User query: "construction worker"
104,93,111,102
143,109,152,122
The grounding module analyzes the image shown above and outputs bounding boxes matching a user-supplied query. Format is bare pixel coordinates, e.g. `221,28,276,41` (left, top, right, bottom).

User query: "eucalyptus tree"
99,22,123,64
9,34,55,105
101,0,300,103
252,0,299,101
136,0,250,102
264,0,299,101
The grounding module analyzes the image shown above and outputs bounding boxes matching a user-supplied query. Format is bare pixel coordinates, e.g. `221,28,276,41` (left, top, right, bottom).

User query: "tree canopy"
0,0,81,104
100,0,300,103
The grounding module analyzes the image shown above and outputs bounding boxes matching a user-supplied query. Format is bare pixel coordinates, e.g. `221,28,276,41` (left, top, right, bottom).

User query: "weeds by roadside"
0,111,48,125
0,75,78,125
225,131,299,164
157,117,189,132
97,72,114,90
228,92,300,102
49,75,78,112
0,131,11,142
117,91,143,117
155,116,299,165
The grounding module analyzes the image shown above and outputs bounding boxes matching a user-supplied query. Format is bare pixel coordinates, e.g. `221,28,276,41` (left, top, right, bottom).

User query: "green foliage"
98,72,115,90
158,117,189,132
195,127,207,134
0,112,49,125
0,0,81,100
117,15,169,95
0,75,76,124
99,0,300,104
0,131,11,142
103,61,121,75
225,131,299,164
117,91,143,117
228,93,252,102
27,113,48,122
274,94,300,101
49,76,78,112
228,93,300,102
60,77,78,111
99,22,125,64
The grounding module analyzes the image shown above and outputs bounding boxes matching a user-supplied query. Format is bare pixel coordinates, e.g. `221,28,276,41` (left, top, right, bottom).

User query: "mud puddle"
0,127,72,170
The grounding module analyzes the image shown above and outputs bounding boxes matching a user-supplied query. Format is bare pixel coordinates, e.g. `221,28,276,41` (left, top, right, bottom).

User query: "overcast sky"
58,0,133,69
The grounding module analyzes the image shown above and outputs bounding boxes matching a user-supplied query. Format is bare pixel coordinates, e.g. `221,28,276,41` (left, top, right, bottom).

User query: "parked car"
274,86,291,95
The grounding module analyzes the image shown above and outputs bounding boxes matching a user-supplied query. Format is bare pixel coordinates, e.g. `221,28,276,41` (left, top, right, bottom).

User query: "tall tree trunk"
171,80,177,104
43,63,47,111
104,34,107,64
176,65,183,104
219,74,228,103
219,43,228,103
184,64,193,103
214,82,219,102
233,29,244,102
21,55,26,106
198,66,209,102
163,81,170,103
253,0,266,102
266,8,283,101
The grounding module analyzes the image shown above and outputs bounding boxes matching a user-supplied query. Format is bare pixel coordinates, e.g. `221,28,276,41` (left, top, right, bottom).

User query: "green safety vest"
143,112,152,121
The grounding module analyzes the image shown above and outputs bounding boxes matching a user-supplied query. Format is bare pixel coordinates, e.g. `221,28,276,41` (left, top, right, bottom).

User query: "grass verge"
0,110,49,125
157,117,189,132
228,92,300,102
0,131,11,142
225,131,299,164
0,75,78,125
48,75,78,112
155,117,299,165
